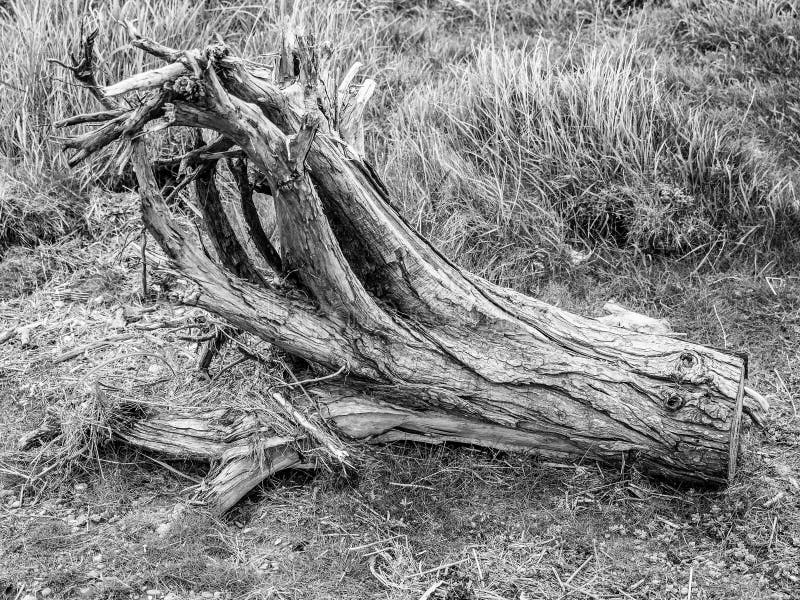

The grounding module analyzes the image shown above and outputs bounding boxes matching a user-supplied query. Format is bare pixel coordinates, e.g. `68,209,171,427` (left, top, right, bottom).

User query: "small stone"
90,513,102,523
91,295,105,305
156,523,171,537
148,364,162,375
20,595,36,600
92,553,103,562
201,593,213,599
86,570,100,579
74,514,88,526
41,589,52,597
10,500,21,508
146,590,162,597
213,594,221,599
274,537,282,545
74,482,88,493
53,300,65,308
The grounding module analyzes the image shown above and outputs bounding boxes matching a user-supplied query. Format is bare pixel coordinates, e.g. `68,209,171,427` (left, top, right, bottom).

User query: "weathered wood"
48,26,770,513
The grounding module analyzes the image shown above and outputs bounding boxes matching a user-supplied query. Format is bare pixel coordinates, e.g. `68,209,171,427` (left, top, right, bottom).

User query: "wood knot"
679,352,697,369
664,394,685,412
168,75,204,101
204,44,229,62
673,350,711,385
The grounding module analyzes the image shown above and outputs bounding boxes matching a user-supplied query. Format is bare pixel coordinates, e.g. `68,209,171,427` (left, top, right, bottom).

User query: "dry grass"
1,0,799,270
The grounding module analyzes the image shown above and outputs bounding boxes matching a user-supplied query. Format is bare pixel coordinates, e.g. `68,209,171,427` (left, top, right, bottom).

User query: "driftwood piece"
44,24,770,512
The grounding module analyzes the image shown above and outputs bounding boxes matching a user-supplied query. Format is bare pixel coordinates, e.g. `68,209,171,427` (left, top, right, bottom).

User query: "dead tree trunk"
49,25,768,513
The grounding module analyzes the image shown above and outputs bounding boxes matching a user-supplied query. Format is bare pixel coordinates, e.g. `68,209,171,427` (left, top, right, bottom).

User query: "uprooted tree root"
28,22,770,514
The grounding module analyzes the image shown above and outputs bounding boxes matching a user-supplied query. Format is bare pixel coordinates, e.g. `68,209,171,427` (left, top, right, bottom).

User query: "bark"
46,26,770,513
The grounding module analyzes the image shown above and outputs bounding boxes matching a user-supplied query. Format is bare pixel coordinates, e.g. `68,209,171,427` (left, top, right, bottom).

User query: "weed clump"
0,166,87,252
673,0,800,78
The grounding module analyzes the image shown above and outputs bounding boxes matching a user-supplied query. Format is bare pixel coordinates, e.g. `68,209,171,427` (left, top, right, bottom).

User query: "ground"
1,192,798,600
2,0,800,599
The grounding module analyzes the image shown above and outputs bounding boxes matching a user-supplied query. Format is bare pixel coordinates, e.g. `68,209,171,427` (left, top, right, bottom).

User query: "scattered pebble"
41,588,52,597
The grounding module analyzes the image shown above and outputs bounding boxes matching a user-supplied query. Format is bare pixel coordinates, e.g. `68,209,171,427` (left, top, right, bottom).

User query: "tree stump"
48,24,768,513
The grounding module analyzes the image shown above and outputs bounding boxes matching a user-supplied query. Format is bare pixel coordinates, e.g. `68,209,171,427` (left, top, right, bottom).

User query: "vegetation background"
0,1,798,599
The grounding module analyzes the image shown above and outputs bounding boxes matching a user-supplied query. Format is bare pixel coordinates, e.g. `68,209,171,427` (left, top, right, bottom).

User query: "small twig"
348,534,407,552
215,355,251,378
175,332,219,343
163,168,202,204
388,481,434,490
768,515,778,552
401,558,469,580
686,565,693,600
283,365,346,387
552,566,565,592
141,227,148,297
418,581,444,600
472,548,484,585
774,369,797,420
139,452,202,484
713,304,727,348
86,351,176,379
565,555,593,586
134,317,205,331
52,333,137,363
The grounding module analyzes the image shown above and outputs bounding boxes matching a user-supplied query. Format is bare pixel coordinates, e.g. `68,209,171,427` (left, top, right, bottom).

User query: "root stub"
44,23,767,512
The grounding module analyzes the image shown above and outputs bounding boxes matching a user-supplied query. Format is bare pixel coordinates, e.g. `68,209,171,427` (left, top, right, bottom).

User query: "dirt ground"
1,192,798,600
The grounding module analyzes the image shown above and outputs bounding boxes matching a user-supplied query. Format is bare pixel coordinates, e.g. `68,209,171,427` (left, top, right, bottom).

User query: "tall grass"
0,0,798,278
673,0,800,77
381,34,798,285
